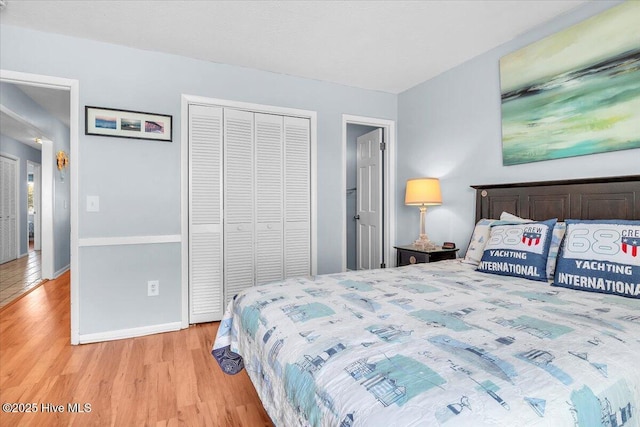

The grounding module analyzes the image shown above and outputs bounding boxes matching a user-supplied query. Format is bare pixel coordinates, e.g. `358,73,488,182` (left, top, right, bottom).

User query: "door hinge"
379,142,386,151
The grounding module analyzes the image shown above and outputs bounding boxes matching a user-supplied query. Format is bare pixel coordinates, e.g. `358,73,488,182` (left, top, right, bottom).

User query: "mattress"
212,260,640,426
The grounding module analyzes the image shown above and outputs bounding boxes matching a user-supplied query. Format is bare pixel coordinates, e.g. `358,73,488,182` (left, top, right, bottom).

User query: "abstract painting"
500,1,640,166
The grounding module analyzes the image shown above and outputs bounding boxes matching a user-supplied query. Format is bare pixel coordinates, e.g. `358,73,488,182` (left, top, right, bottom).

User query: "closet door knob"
267,224,272,230
237,226,243,231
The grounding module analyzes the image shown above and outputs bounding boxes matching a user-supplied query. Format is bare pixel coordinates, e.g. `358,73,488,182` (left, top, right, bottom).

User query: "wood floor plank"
0,272,273,426
173,332,199,409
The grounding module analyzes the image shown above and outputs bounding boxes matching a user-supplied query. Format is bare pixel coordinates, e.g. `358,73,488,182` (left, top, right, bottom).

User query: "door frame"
0,69,80,345
1,106,53,268
180,94,318,328
341,115,396,271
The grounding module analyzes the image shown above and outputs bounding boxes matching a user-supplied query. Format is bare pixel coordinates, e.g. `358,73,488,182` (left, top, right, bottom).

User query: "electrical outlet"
147,280,159,297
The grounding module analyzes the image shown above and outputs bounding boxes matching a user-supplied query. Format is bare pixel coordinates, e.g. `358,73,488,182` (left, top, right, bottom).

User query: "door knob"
353,215,360,220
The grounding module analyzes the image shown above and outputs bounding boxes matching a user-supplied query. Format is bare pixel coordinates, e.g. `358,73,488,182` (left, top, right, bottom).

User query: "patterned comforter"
212,260,640,427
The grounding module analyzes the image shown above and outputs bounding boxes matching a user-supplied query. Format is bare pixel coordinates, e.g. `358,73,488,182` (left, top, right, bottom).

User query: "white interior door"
284,116,311,278
255,113,284,285
0,155,18,264
224,108,255,304
189,104,224,323
356,129,382,270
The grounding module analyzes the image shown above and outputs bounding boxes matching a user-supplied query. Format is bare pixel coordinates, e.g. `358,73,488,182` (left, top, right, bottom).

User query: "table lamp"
405,177,442,250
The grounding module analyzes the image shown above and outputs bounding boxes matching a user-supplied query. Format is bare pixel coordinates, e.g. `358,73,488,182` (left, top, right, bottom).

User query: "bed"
212,175,640,427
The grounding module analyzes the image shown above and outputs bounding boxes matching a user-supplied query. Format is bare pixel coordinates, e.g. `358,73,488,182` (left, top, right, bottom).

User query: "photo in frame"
85,106,172,142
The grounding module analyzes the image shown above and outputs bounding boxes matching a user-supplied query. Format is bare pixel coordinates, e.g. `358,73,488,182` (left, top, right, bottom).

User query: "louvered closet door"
189,105,224,323
284,116,311,278
0,156,18,264
224,109,255,304
255,113,284,285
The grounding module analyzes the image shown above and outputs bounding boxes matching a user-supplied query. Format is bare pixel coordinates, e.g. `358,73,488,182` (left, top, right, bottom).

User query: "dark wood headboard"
472,175,640,222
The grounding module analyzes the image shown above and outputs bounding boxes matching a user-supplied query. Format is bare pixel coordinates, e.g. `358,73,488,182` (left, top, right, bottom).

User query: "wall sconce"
56,150,69,182
405,177,442,249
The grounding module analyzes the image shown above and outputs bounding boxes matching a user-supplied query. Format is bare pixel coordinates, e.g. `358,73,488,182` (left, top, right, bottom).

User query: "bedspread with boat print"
212,260,640,427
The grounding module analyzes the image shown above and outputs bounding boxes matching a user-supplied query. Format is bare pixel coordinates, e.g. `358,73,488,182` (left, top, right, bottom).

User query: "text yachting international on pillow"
477,219,557,282
553,219,640,298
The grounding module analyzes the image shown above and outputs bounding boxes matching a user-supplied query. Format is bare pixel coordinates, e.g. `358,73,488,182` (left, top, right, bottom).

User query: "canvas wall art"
500,1,640,166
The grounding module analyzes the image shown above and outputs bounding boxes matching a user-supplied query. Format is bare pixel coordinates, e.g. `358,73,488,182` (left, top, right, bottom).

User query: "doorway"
27,161,41,252
342,115,396,271
0,147,42,308
0,69,79,344
346,126,380,270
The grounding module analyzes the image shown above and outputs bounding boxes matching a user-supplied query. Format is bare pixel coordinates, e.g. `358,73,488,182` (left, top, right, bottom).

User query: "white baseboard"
54,264,70,278
77,321,183,344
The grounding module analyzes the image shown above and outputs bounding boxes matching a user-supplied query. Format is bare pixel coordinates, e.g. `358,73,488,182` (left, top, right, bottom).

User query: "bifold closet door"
255,113,284,285
188,105,224,323
0,156,18,265
284,116,311,278
189,104,311,321
224,109,255,304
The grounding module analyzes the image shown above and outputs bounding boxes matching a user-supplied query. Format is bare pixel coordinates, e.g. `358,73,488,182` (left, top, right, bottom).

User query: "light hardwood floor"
0,272,273,426
0,249,42,309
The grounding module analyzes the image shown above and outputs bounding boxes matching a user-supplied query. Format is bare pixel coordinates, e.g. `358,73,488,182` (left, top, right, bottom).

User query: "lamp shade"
405,178,442,206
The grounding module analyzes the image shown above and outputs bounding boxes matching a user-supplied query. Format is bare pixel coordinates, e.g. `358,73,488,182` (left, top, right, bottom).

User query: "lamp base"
414,235,438,250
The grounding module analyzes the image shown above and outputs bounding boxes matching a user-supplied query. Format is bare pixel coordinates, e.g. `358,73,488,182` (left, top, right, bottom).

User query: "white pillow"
546,222,566,280
463,213,531,266
463,219,499,266
500,212,533,222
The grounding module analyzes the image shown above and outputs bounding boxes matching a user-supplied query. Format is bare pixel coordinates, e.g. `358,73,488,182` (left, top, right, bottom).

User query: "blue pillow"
477,219,557,282
552,220,640,299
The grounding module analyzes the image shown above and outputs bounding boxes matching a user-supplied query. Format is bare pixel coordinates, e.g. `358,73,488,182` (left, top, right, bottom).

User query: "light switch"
87,196,100,212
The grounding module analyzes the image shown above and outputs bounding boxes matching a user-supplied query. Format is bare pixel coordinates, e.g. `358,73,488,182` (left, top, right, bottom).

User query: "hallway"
0,249,41,309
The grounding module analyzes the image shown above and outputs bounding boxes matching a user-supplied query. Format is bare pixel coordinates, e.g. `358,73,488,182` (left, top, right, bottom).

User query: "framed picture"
85,106,172,142
499,1,640,165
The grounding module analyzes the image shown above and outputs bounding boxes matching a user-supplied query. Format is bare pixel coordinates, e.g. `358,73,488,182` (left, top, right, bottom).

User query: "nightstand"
394,245,459,266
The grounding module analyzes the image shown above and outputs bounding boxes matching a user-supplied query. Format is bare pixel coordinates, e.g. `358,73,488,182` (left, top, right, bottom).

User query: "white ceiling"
0,84,69,149
0,0,588,94
0,106,44,150
18,84,71,127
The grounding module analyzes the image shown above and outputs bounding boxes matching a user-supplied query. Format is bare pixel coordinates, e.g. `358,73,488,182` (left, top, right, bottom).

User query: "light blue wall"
0,82,70,272
396,0,637,255
80,244,182,334
0,25,396,335
5,1,630,337
0,135,40,257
